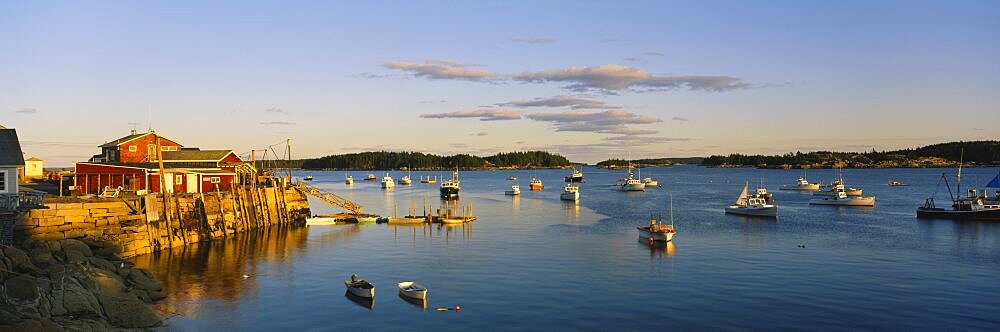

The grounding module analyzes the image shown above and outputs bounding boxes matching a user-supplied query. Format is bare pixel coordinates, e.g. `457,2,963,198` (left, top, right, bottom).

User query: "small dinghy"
345,274,375,298
397,281,428,300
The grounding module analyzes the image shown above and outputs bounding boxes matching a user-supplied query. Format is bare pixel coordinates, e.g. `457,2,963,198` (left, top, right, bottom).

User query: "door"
187,174,199,193
163,173,174,193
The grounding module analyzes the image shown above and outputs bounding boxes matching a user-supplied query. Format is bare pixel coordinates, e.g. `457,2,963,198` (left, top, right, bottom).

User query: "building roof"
0,129,26,167
99,133,146,148
26,157,42,162
162,149,236,162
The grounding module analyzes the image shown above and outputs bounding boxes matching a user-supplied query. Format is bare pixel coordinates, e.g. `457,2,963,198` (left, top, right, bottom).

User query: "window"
161,146,169,151
210,177,221,183
0,170,6,192
175,175,183,184
129,145,137,152
161,146,178,151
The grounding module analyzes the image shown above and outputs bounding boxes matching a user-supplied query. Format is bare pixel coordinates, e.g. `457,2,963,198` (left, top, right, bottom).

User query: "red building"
75,131,245,195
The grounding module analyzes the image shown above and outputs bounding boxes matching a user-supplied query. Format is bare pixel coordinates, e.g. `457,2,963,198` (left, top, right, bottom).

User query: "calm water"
133,166,1000,330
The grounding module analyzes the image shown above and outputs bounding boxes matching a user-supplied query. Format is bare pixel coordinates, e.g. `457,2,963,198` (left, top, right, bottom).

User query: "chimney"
130,129,137,135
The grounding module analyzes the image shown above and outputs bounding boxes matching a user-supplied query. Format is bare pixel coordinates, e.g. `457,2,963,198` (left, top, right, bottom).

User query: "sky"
2,0,999,166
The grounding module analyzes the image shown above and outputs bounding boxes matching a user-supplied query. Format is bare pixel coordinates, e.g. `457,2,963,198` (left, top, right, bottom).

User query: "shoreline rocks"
0,238,165,331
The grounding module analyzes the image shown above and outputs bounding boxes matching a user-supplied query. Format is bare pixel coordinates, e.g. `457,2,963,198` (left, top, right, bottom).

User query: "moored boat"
564,168,583,182
302,175,314,181
815,175,863,197
529,177,544,190
781,176,821,191
725,182,777,217
400,175,412,185
345,274,375,298
560,184,579,201
615,163,645,192
642,177,659,188
305,216,340,225
809,191,875,206
381,173,395,189
345,175,354,185
365,173,377,181
505,183,521,196
916,164,1000,221
637,194,676,242
440,169,460,199
397,281,428,300
888,181,907,186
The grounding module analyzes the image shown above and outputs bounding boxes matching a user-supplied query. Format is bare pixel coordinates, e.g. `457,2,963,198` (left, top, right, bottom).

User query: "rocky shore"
0,238,164,331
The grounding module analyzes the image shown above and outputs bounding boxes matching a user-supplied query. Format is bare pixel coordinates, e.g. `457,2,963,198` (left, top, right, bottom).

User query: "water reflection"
398,293,427,310
638,237,676,258
345,292,375,310
132,225,311,320
563,200,581,222
510,195,520,211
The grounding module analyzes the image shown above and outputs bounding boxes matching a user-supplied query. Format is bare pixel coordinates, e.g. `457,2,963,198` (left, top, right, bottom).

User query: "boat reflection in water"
638,237,676,258
345,291,375,310
398,293,427,310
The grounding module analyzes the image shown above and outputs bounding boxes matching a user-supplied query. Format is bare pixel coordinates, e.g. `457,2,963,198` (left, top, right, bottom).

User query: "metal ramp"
293,182,364,215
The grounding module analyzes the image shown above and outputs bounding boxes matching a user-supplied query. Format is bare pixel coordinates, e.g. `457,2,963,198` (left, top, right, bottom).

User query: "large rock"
28,246,54,268
52,276,102,318
58,239,92,262
127,268,162,292
3,275,40,306
0,318,62,332
0,247,40,275
96,292,161,328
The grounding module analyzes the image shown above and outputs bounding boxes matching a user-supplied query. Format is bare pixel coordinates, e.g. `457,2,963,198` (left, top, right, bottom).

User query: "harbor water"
134,166,1000,330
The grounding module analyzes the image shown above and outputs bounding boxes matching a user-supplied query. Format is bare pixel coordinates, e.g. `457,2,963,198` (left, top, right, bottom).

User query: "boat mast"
668,193,674,225
957,149,964,198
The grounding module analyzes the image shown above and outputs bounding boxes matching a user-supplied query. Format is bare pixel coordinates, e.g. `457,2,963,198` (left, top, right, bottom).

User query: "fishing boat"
780,176,821,191
560,184,579,201
637,194,676,242
509,176,518,181
440,168,461,199
505,183,521,196
642,178,659,188
615,163,645,192
302,175,314,181
564,168,583,182
815,175,863,197
305,216,340,225
345,274,375,298
400,168,413,185
365,173,377,181
397,282,428,300
809,191,875,206
381,173,395,189
725,182,778,217
529,177,544,190
916,161,1000,221
888,181,907,186
752,182,774,203
345,175,354,185
355,215,378,224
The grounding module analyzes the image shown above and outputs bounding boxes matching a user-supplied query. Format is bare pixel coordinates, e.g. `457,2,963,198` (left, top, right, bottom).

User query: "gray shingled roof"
0,129,26,167
162,150,234,162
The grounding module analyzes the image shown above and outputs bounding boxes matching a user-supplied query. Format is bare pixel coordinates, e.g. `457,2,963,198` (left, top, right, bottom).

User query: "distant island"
292,151,572,170
596,157,704,168
701,141,1000,168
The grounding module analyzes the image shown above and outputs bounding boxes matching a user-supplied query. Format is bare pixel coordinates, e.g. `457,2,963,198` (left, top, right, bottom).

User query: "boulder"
28,246,54,268
3,275,40,306
96,292,161,328
127,269,162,292
58,239,92,262
0,318,63,332
0,247,40,275
52,277,102,318
51,316,111,332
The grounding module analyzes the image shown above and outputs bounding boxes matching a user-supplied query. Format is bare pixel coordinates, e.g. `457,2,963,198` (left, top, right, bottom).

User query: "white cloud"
671,116,689,122
514,64,749,92
508,37,557,44
497,96,615,109
420,109,522,121
15,107,37,114
383,60,496,81
525,109,662,134
264,107,286,114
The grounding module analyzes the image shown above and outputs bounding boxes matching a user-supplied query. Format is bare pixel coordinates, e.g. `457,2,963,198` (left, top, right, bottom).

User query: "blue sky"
3,1,999,165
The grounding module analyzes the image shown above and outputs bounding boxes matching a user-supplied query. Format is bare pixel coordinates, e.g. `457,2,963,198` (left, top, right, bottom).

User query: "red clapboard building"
75,131,244,194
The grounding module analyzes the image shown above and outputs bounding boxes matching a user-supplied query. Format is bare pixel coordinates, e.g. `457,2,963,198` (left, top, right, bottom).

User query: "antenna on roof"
147,104,153,133
128,122,140,135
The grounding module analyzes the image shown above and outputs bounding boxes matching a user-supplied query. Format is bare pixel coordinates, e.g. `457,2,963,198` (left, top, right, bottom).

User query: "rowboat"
397,281,428,300
345,274,375,298
304,216,340,225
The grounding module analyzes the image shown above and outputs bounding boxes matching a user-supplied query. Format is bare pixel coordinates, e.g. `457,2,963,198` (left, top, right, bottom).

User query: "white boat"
400,169,413,185
642,177,659,188
564,168,583,182
615,163,645,192
366,173,377,181
505,183,521,196
560,184,579,201
303,175,314,181
345,274,375,298
509,176,518,181
809,191,875,206
305,216,340,225
345,175,354,185
815,179,863,197
725,182,778,217
637,194,676,242
381,173,395,189
780,176,821,190
888,181,907,186
440,169,460,199
397,281,428,300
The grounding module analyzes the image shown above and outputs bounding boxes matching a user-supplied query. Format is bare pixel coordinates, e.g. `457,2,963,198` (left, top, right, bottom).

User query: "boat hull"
397,282,428,300
505,190,520,195
560,192,579,201
814,188,863,196
916,207,1000,221
637,228,674,242
617,183,646,192
809,197,875,206
440,187,460,199
530,184,544,190
725,206,778,217
305,217,340,225
781,184,820,191
565,176,583,182
345,280,375,299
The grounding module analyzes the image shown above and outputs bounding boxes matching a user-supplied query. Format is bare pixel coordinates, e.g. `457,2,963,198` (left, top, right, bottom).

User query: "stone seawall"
13,187,310,258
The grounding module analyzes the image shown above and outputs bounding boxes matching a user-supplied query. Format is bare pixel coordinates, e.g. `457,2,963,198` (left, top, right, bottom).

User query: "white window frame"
129,145,137,152
210,176,221,183
0,170,7,193
175,175,183,184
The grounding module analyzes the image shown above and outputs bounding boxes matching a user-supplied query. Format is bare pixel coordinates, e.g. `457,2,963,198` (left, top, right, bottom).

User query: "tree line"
295,151,572,170
701,141,1000,166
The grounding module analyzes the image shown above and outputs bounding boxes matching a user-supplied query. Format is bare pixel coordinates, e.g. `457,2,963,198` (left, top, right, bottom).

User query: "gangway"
293,181,364,215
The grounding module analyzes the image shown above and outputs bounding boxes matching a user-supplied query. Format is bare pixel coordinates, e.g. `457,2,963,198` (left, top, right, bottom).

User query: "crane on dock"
293,181,364,215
